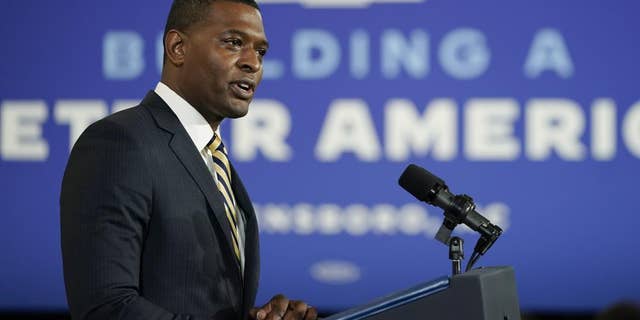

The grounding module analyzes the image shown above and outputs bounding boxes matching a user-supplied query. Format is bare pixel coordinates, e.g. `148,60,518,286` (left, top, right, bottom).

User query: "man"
60,1,317,319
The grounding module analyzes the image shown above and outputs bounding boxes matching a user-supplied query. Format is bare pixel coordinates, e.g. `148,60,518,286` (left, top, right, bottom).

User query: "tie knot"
208,134,227,155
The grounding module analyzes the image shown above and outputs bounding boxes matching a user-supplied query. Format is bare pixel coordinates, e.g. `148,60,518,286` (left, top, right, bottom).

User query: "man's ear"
165,30,187,66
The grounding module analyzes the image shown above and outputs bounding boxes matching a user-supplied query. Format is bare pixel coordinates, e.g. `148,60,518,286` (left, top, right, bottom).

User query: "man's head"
162,0,268,129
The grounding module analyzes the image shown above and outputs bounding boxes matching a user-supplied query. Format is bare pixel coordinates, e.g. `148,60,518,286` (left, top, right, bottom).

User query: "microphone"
398,164,502,263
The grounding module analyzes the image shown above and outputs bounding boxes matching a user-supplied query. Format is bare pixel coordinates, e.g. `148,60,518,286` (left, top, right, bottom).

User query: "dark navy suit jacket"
61,91,259,320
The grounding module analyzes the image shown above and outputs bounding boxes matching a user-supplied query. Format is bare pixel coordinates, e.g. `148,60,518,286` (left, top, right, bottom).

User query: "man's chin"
227,103,250,119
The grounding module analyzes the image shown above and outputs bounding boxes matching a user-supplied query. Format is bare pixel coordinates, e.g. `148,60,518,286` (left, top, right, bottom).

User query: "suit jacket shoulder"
61,91,259,320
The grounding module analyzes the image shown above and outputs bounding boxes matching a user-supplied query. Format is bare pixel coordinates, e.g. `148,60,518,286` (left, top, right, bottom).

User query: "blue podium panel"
326,277,449,320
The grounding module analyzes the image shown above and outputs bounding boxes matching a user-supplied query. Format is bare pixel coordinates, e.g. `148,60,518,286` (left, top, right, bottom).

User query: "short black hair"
163,0,260,38
162,0,260,65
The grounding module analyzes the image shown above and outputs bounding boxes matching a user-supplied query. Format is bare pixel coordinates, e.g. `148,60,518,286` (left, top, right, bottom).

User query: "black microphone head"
398,164,446,202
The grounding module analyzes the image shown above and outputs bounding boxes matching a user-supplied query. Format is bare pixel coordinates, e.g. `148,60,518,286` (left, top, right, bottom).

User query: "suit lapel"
231,165,260,319
141,91,243,279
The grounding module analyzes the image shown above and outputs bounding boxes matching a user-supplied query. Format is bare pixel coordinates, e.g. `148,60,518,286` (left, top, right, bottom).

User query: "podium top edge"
323,276,450,320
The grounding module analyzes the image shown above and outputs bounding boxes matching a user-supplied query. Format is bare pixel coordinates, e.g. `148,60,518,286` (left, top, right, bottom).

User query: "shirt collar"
154,82,214,152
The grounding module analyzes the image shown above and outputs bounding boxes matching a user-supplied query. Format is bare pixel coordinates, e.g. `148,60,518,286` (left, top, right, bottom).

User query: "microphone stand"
433,193,503,272
448,237,464,276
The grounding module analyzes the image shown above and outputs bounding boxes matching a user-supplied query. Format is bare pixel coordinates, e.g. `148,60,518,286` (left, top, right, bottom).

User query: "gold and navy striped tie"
207,134,241,263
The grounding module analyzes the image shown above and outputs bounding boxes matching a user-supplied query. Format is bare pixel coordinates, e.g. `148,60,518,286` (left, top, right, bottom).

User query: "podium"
325,266,521,320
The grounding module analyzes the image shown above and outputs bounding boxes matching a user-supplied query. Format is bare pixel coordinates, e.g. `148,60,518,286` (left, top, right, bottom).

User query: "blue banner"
1,0,639,312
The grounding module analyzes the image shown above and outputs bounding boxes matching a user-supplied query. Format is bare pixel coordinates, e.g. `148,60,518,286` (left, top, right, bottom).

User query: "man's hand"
249,294,317,320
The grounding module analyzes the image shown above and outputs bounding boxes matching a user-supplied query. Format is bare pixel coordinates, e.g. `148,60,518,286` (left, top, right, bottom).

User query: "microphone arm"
429,182,502,255
398,164,503,270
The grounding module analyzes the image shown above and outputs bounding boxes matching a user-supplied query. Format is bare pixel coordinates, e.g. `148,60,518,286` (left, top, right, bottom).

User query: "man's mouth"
230,80,255,100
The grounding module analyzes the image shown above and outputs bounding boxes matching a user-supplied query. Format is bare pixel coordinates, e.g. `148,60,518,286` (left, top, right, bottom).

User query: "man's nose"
237,48,261,73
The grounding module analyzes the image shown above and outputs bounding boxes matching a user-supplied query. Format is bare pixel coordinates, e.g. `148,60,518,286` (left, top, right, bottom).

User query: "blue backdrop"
1,0,639,312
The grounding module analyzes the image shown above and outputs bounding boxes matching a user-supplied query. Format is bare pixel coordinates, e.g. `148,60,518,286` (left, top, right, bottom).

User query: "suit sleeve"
60,119,210,320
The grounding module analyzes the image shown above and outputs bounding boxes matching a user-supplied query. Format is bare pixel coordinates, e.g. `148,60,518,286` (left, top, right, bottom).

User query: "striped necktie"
207,134,241,263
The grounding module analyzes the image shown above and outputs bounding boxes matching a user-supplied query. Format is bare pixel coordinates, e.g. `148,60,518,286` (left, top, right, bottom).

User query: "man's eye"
257,48,267,57
225,39,242,47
